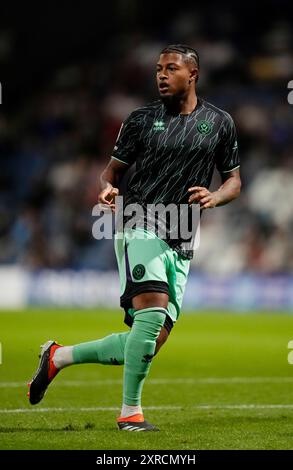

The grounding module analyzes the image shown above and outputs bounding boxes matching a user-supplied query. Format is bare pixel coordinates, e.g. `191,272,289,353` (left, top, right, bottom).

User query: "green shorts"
114,227,190,332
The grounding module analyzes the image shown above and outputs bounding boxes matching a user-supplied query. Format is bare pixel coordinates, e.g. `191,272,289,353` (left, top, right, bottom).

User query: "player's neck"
179,94,198,115
163,92,198,116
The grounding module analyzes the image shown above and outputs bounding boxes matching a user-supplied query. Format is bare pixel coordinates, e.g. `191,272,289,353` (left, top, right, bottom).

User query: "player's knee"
133,307,167,341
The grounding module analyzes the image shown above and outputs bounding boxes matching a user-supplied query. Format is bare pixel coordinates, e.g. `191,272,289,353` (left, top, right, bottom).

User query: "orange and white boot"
27,340,62,405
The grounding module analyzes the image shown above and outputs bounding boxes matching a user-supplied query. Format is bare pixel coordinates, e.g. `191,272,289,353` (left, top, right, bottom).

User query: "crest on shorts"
197,120,213,135
132,264,145,280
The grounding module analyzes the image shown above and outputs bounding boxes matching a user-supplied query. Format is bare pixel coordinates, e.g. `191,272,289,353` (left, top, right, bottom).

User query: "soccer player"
28,44,241,431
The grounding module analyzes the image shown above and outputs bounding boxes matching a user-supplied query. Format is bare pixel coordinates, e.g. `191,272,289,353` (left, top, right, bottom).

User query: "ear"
189,66,198,84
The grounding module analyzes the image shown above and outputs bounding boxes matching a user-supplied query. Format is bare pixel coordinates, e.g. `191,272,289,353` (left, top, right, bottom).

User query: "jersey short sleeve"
111,111,140,166
215,112,240,173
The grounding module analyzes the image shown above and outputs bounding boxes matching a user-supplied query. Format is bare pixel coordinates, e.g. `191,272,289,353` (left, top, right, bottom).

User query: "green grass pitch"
1,308,293,450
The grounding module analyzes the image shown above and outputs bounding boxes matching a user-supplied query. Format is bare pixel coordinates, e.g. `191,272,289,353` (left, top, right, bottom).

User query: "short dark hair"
160,44,200,68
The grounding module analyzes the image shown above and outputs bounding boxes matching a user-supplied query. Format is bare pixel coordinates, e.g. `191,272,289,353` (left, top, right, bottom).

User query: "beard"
160,93,179,106
160,91,187,114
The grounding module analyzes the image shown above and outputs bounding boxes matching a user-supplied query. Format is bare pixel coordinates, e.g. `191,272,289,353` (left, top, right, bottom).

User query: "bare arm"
98,159,129,209
188,168,241,209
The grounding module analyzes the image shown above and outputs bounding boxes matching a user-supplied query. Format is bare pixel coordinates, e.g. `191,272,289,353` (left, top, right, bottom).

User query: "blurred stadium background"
0,0,293,311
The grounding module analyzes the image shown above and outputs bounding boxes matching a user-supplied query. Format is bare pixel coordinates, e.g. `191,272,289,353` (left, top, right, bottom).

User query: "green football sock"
72,332,129,365
123,307,167,406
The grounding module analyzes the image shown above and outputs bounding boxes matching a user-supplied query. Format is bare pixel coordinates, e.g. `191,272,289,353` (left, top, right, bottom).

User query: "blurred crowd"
0,5,293,274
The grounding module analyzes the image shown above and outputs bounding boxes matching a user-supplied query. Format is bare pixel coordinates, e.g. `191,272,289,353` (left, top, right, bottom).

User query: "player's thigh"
166,252,190,323
132,291,169,310
114,228,169,296
126,228,169,282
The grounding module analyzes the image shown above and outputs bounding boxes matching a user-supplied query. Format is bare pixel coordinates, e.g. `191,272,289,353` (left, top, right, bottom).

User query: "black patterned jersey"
111,97,240,259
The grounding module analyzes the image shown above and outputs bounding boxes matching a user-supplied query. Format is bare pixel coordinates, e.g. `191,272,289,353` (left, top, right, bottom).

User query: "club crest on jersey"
153,120,165,131
197,120,213,135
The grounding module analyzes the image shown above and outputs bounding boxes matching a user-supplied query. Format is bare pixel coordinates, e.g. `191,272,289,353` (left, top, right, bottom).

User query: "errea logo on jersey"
153,120,165,131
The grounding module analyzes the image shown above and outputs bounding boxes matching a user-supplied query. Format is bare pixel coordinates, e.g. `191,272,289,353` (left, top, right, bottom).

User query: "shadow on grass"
0,422,98,433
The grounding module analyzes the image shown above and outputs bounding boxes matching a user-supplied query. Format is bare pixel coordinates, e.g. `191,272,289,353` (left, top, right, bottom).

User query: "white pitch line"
1,404,293,414
1,377,293,388
0,406,180,414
